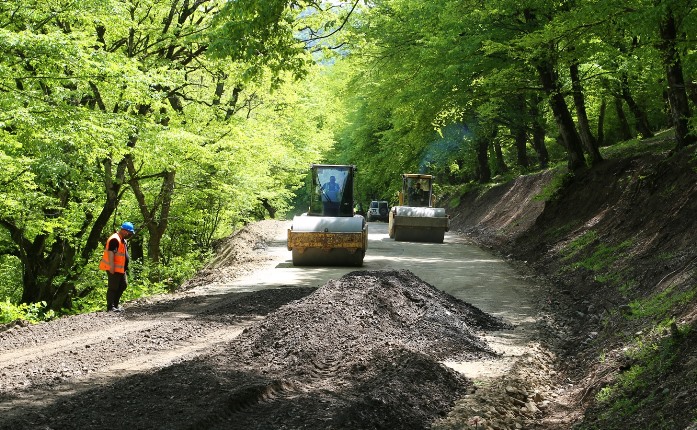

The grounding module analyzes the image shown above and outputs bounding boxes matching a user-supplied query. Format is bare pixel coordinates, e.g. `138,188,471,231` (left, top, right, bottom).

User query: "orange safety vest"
99,232,127,273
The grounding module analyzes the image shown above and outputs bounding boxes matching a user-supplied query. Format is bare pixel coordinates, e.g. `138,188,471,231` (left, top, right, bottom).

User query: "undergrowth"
534,167,573,202
585,322,692,430
0,300,56,325
0,252,208,324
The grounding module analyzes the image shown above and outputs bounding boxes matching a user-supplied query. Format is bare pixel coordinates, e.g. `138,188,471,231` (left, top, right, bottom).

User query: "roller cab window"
309,165,355,217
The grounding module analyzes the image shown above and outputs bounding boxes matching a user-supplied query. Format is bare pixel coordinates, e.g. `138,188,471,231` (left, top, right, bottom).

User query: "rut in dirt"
3,269,512,430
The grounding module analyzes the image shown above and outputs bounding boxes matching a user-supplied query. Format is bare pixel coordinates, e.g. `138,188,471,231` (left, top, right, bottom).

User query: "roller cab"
287,164,367,266
388,174,449,243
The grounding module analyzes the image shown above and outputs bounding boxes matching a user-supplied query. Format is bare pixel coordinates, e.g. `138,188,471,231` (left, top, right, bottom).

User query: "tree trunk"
128,163,176,264
513,126,529,168
658,6,695,148
260,198,277,219
530,95,549,169
492,138,508,175
475,137,491,183
130,235,145,261
511,94,530,168
536,59,586,170
81,155,131,262
614,97,633,141
570,62,603,166
620,75,654,138
597,97,606,147
4,218,75,310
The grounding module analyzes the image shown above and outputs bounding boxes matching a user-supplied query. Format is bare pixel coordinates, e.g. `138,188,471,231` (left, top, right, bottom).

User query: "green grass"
574,240,633,272
593,269,637,296
655,251,676,261
589,322,691,430
533,167,573,202
599,129,676,159
559,230,633,274
562,231,598,259
627,285,696,321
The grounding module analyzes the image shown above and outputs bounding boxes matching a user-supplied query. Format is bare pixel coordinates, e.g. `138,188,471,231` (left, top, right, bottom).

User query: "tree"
0,0,340,310
655,1,696,148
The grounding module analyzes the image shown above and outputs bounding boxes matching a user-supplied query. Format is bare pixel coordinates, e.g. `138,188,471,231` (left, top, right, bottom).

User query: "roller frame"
287,218,368,266
388,208,449,243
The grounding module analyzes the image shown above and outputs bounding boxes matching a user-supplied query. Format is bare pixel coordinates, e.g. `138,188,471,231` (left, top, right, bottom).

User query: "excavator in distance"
287,164,368,266
388,173,449,243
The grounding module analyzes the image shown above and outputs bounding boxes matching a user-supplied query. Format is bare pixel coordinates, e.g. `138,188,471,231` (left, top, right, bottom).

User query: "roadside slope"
447,142,697,429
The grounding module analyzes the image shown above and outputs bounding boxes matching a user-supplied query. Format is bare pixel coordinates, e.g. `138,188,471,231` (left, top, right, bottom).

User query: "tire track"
0,320,260,420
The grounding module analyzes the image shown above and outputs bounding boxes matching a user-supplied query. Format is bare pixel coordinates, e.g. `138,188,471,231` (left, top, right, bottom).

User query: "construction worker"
321,175,341,215
99,221,135,312
409,182,424,206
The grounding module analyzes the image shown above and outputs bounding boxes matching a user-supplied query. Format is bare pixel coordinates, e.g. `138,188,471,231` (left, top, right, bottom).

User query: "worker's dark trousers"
106,272,127,311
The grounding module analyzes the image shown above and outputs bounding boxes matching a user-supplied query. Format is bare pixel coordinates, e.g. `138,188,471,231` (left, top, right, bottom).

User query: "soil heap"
1,269,509,430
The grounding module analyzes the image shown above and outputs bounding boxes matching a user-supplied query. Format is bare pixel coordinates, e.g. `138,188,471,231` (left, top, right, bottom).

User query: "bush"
0,299,56,325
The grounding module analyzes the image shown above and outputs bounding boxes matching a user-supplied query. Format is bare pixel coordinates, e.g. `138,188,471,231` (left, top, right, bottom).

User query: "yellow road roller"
388,173,449,243
287,164,368,266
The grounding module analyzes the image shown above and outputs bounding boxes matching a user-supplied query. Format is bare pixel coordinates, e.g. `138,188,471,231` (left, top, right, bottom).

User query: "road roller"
388,173,449,243
287,164,368,266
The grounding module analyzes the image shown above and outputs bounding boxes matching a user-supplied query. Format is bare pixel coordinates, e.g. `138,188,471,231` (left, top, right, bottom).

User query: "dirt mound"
1,270,509,430
185,270,511,430
179,220,290,290
235,269,510,364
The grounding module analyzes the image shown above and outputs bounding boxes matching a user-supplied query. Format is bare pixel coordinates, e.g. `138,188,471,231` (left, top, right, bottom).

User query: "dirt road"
0,220,552,430
210,221,543,376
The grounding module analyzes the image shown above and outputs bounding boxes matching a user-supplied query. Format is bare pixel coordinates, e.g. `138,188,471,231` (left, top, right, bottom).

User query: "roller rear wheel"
393,227,445,243
292,248,364,266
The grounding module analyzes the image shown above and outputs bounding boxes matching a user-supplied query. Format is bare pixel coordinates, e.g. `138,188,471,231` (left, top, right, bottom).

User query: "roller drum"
393,207,446,218
389,206,449,243
291,215,364,232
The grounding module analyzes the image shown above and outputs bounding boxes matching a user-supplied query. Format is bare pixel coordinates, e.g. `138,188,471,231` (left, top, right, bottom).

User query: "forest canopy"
1,0,695,317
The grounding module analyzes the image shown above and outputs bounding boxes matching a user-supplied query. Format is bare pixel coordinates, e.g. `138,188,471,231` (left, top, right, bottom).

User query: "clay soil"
2,137,697,430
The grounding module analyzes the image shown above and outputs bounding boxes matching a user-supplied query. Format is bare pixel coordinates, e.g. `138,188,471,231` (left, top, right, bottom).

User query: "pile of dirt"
0,286,316,397
179,219,290,290
1,270,510,430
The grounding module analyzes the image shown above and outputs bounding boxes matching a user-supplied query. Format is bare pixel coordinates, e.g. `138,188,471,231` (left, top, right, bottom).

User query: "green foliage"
0,300,56,325
534,168,574,202
1,0,341,313
209,0,311,82
627,286,696,321
590,322,691,430
0,254,22,302
328,0,693,187
574,240,633,272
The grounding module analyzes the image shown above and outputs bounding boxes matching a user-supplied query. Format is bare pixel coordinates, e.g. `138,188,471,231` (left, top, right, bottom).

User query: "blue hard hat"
120,221,135,233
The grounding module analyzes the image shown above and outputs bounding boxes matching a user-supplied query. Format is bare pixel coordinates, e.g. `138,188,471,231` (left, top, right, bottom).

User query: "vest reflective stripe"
99,232,127,273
